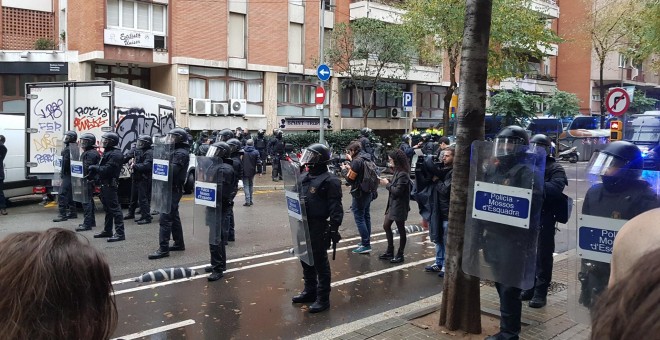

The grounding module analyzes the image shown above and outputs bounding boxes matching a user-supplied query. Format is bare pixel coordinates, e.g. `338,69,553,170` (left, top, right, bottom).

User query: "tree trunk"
599,58,606,128
439,0,492,334
442,56,458,136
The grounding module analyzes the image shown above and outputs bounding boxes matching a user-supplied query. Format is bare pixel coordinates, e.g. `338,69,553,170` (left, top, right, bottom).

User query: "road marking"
331,258,435,287
112,231,427,295
111,319,195,340
111,229,421,285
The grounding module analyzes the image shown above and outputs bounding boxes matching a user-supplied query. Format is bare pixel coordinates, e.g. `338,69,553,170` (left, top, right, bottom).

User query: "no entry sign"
606,88,630,116
315,87,326,105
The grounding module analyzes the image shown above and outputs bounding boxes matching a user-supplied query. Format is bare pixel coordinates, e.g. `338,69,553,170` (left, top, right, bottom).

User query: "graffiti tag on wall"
115,106,175,154
30,93,66,173
73,106,110,132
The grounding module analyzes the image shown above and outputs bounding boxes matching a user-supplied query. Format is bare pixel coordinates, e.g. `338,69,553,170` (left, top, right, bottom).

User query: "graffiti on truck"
115,106,175,154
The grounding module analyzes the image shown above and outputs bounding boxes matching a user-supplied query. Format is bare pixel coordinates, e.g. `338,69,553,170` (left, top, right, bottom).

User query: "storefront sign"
281,117,330,131
0,62,68,74
104,29,154,49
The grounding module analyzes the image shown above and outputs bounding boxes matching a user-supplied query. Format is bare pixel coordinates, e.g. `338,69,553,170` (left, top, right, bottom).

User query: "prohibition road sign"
606,88,630,116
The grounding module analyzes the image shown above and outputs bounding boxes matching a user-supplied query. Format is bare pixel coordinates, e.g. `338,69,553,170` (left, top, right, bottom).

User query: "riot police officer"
226,138,243,242
521,134,568,308
132,135,154,225
578,141,660,308
75,133,101,231
358,127,374,160
291,143,344,313
217,128,235,143
268,129,285,182
149,128,191,259
122,143,141,221
204,141,237,281
255,129,268,175
91,132,125,242
399,134,414,163
53,130,78,222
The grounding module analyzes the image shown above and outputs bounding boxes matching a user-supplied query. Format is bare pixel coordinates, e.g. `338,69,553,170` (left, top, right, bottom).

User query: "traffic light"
610,120,622,141
450,94,458,119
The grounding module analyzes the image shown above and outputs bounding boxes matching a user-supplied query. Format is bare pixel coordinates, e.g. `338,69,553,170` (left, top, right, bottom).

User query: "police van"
624,111,660,170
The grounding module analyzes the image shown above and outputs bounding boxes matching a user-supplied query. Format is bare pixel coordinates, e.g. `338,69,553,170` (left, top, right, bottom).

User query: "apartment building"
557,0,660,115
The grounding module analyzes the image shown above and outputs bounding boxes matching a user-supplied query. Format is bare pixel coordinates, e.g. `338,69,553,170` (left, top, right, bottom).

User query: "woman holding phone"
378,149,411,263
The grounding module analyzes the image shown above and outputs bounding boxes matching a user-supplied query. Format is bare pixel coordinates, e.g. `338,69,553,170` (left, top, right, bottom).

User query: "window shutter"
137,3,149,30
107,0,119,27
153,5,165,33
122,1,135,29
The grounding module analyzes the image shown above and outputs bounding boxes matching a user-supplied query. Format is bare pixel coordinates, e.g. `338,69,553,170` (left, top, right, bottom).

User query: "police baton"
332,239,338,260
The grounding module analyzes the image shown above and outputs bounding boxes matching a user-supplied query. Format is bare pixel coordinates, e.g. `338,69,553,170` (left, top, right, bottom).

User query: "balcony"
500,73,557,94
350,0,405,25
529,0,559,19
338,58,441,83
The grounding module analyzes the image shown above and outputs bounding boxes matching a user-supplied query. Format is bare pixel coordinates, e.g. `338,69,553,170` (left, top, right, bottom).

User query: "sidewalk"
330,254,591,340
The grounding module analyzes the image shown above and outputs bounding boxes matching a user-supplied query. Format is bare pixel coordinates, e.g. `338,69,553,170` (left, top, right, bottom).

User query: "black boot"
208,245,224,282
308,297,330,313
529,295,547,308
378,246,394,260
124,212,136,220
292,290,317,303
390,250,405,263
148,249,169,259
53,215,68,222
520,289,534,301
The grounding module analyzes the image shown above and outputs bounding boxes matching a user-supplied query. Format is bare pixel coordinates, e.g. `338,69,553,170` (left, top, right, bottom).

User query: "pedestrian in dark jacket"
341,141,375,254
241,139,261,206
378,149,411,264
424,147,453,277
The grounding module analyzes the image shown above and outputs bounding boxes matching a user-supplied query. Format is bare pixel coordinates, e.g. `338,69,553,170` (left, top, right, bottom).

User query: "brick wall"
304,2,320,69
67,0,104,54
247,2,287,67
170,1,227,60
1,6,55,50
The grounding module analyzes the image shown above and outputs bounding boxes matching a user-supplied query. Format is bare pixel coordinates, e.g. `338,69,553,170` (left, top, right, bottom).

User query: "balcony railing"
523,73,556,82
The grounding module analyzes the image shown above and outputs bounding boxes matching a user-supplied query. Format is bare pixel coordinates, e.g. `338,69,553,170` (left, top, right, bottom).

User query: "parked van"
526,117,564,139
624,111,660,169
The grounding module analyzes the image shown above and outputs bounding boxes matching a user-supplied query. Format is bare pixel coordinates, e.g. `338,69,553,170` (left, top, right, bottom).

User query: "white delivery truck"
25,80,177,203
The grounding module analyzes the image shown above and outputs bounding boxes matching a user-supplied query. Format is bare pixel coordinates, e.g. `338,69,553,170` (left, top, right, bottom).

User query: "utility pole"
319,0,326,144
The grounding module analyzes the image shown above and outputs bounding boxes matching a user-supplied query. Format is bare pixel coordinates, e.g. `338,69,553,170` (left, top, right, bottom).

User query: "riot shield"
52,139,64,195
462,140,546,289
568,154,660,324
70,143,90,203
151,137,173,214
280,159,314,266
190,156,223,244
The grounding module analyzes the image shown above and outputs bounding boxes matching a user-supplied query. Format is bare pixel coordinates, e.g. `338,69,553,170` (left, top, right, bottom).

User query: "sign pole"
319,0,326,144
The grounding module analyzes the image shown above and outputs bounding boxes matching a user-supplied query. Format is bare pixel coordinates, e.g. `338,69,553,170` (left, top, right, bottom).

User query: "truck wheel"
569,155,578,163
184,172,195,194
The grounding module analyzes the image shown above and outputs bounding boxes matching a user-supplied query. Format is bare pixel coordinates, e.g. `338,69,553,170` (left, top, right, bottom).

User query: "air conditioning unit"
211,102,229,116
230,98,247,116
189,98,211,115
389,107,401,119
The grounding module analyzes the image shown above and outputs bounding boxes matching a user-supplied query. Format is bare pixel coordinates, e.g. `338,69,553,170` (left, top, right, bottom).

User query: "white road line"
112,231,427,296
111,319,195,340
112,228,421,285
331,258,435,287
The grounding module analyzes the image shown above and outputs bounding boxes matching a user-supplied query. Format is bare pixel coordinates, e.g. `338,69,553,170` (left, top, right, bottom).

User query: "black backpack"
359,158,379,194
554,193,573,224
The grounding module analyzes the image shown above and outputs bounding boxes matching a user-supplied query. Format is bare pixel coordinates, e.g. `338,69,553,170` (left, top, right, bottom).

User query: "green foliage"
545,90,580,118
487,88,541,126
34,38,55,50
284,130,362,152
630,90,658,114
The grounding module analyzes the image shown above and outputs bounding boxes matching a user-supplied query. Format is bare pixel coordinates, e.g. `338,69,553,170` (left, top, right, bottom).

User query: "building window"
416,85,444,119
228,13,246,59
0,74,66,112
188,67,263,115
107,0,167,35
340,83,406,118
618,54,627,68
94,64,150,89
289,23,304,64
277,75,327,117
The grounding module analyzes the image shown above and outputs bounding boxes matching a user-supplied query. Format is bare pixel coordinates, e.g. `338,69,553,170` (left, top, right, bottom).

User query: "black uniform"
299,166,344,306
226,154,242,242
399,142,414,163
422,141,437,156
80,147,101,228
358,136,374,161
57,143,76,218
208,159,237,274
133,147,154,222
158,144,190,251
254,135,268,174
268,137,285,180
123,147,141,218
95,148,125,238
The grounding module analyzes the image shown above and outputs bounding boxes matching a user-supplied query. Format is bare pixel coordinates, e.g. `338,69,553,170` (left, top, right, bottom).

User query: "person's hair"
0,228,117,339
590,247,660,340
389,149,410,173
246,139,254,146
346,141,362,154
438,136,450,145
0,134,5,143
444,146,455,157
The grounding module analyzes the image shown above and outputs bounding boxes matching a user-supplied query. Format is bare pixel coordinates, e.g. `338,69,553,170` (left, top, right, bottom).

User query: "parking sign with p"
403,92,413,112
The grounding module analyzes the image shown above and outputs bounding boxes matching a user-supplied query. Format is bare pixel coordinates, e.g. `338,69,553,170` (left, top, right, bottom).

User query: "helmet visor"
529,142,549,156
206,146,218,158
300,149,321,166
81,139,94,148
137,139,148,149
588,152,627,177
494,137,525,157
164,134,177,144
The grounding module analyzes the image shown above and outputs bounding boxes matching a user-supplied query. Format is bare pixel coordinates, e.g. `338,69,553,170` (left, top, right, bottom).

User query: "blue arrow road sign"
317,64,331,81
403,92,413,111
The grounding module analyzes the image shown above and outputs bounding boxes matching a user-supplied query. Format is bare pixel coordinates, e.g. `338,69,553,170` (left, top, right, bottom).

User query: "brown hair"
346,141,362,155
389,149,410,173
590,247,660,340
0,228,117,339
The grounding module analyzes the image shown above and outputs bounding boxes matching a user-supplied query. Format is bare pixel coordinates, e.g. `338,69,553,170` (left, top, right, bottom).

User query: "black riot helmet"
420,133,430,143
227,138,242,155
401,134,411,143
530,134,552,157
197,143,210,156
63,130,78,144
183,127,191,133
360,127,372,137
257,129,265,137
300,143,331,168
217,128,235,142
494,125,529,157
167,128,189,145
101,132,120,149
79,133,96,149
274,129,283,140
589,141,643,179
137,134,153,150
207,142,232,159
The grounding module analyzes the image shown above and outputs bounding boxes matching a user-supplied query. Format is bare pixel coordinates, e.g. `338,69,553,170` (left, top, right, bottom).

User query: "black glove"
330,230,342,244
88,165,99,173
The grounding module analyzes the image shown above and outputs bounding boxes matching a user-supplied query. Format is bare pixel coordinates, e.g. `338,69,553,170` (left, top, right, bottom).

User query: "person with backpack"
377,149,411,264
241,139,261,206
341,141,378,254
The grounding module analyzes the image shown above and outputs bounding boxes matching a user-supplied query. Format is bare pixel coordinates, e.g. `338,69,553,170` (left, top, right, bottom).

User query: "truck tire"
184,171,195,194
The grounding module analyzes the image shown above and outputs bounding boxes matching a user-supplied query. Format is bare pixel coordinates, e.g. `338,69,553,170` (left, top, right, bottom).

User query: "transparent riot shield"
568,154,660,324
280,159,314,266
52,139,64,195
70,143,89,203
151,136,173,214
190,156,223,244
462,140,546,289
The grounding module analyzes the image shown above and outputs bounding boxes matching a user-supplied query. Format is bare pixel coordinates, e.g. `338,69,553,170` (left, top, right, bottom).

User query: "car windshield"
624,115,660,143
569,117,600,130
